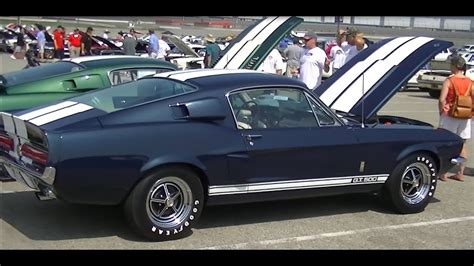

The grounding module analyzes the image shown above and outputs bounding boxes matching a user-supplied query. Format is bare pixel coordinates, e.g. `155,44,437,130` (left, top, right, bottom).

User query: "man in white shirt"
299,33,327,90
258,48,284,75
341,28,367,65
157,37,171,60
326,33,346,73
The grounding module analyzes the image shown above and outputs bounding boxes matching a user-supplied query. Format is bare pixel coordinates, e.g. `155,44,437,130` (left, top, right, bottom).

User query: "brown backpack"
449,77,472,119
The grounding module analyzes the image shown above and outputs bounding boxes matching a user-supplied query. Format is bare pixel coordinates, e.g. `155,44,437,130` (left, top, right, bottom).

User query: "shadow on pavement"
0,190,442,242
0,191,145,242
196,193,441,229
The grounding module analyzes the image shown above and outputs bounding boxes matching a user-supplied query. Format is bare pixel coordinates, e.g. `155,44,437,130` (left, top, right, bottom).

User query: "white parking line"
0,191,16,194
202,216,474,249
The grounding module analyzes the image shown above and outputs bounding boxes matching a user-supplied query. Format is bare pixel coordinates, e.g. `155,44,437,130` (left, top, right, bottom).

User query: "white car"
433,48,452,62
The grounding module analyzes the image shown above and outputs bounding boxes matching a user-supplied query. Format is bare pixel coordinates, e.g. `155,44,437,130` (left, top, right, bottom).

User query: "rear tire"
124,167,204,241
382,154,437,214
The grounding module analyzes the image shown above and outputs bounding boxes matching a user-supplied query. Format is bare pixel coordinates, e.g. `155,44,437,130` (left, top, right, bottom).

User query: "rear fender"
140,155,208,179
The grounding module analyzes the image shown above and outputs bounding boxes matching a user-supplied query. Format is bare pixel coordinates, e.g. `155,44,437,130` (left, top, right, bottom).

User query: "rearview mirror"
170,98,226,121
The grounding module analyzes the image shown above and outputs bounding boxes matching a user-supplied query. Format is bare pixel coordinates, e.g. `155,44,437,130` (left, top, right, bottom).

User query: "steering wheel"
235,100,258,119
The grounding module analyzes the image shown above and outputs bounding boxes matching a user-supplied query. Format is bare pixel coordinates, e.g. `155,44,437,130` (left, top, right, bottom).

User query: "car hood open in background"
167,35,201,58
313,37,452,120
214,16,303,70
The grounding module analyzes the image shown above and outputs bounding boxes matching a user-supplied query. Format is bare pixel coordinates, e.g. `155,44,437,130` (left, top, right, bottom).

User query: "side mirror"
170,98,226,121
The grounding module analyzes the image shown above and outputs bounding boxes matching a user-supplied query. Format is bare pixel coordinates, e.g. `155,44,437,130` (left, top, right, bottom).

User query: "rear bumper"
0,157,57,200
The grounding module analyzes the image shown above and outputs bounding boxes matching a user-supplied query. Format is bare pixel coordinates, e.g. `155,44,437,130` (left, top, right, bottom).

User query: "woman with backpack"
438,55,473,182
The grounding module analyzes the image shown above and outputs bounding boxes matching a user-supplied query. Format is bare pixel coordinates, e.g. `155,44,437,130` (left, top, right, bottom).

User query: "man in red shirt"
68,28,82,58
53,25,65,59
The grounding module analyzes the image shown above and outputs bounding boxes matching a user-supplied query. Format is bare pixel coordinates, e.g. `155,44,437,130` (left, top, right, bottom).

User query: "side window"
308,96,340,126
228,88,318,129
109,68,170,85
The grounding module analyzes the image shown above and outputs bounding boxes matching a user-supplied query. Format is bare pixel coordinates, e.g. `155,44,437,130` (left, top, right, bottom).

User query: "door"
227,87,365,192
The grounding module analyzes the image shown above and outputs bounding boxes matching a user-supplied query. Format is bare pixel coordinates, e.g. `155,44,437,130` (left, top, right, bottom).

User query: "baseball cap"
303,32,318,40
346,27,360,37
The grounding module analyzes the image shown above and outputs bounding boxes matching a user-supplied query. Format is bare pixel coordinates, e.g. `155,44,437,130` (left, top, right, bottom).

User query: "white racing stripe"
28,103,93,126
330,37,434,112
202,216,474,249
209,174,389,196
319,37,416,106
18,101,78,121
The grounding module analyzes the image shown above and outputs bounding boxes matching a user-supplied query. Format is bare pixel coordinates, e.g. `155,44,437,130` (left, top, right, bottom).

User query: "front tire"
125,167,204,241
382,154,437,214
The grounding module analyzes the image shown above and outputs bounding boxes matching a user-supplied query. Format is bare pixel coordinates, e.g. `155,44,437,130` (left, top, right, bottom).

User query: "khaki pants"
69,46,81,58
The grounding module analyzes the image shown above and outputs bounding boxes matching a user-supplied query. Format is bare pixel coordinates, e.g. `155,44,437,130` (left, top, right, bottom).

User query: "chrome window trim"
106,67,175,86
225,85,317,130
305,92,345,127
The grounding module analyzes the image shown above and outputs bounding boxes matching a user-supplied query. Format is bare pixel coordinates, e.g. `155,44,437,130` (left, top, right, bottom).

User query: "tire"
382,154,437,214
124,167,204,241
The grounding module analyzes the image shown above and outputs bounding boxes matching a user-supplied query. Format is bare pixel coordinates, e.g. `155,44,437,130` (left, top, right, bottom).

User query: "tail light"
0,134,14,151
20,143,48,165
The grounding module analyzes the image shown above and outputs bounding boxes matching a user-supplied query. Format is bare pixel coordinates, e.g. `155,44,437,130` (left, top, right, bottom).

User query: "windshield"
71,78,197,113
1,61,85,87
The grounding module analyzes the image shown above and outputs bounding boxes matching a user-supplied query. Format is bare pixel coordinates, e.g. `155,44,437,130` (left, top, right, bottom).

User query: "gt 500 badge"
352,176,379,183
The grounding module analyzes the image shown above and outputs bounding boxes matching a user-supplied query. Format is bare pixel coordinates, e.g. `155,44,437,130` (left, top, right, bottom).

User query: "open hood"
167,35,200,58
213,16,303,70
313,37,453,120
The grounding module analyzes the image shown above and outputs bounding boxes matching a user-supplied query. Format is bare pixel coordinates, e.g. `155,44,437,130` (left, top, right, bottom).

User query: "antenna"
361,73,365,128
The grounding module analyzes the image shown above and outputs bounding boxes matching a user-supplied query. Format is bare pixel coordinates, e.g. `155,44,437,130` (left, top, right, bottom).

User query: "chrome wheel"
400,162,431,205
146,176,193,228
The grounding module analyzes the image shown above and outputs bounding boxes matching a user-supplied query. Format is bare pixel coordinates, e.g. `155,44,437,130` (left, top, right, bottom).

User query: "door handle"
244,134,263,141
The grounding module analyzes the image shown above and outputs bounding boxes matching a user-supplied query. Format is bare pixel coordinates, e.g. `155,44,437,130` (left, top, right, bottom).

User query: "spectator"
122,33,137,56
36,26,46,60
341,27,367,65
326,32,346,73
157,36,171,60
53,25,65,59
103,29,110,39
299,32,327,90
284,38,304,78
258,48,285,75
81,27,94,56
204,34,220,68
438,55,473,182
148,29,159,58
11,27,26,60
68,28,82,58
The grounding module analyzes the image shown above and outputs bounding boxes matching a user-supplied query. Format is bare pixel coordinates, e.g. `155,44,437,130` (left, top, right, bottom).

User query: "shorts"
38,43,45,54
439,114,471,139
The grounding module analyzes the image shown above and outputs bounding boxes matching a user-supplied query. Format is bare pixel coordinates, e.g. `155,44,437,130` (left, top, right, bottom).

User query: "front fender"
396,143,439,163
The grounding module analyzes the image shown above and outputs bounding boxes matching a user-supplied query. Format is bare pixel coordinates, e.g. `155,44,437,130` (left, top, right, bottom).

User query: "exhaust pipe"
451,156,466,165
35,188,56,201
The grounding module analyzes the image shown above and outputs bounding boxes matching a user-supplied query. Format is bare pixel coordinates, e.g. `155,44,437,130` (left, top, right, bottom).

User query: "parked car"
416,53,474,98
0,55,178,112
0,30,463,241
433,48,452,62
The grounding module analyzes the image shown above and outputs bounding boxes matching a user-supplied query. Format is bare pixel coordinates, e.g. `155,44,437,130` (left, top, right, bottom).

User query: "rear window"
71,78,197,113
1,61,84,87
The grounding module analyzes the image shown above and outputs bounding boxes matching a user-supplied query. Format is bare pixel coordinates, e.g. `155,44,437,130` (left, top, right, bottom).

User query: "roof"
63,55,177,69
151,69,307,91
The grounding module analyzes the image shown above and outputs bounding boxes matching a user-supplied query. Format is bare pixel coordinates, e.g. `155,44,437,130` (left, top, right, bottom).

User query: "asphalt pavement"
0,51,473,249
